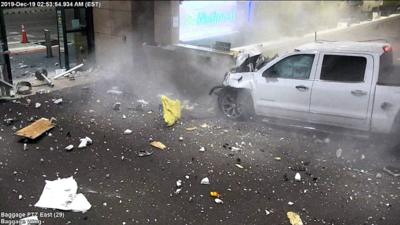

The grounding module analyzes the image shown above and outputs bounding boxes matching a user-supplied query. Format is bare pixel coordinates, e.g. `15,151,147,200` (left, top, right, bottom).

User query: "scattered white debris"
35,103,41,108
231,147,241,151
265,209,271,215
361,154,365,160
65,145,74,151
214,198,223,204
20,216,39,225
200,177,210,185
294,173,301,182
35,177,91,212
85,137,93,144
336,148,342,158
103,202,107,207
23,143,28,151
176,180,182,187
123,129,132,135
376,173,383,179
174,188,182,195
235,164,244,169
199,146,206,152
288,201,294,206
53,98,63,104
200,123,209,128
106,89,123,95
18,194,23,200
122,114,127,119
179,136,184,141
137,99,149,105
78,137,93,149
185,175,190,180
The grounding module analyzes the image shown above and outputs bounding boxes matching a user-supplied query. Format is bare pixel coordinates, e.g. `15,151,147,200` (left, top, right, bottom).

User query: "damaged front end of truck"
209,49,274,120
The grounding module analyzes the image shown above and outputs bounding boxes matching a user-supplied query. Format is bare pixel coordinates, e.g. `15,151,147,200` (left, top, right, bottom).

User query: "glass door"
56,7,94,70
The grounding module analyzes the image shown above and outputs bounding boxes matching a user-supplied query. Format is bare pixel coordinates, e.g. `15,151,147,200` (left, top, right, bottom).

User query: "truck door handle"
351,90,367,96
295,85,309,91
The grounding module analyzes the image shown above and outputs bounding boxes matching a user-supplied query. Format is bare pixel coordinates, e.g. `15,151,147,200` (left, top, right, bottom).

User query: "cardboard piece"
15,118,55,139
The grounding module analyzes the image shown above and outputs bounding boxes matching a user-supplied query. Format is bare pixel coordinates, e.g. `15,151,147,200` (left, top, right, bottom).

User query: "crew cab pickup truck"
212,41,400,135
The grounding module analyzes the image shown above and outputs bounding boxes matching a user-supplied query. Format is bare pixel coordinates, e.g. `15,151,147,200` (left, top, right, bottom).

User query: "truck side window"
263,54,314,79
320,55,366,82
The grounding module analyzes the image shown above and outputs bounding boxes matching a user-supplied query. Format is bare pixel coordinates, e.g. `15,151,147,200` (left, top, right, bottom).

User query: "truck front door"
253,53,318,120
310,53,374,130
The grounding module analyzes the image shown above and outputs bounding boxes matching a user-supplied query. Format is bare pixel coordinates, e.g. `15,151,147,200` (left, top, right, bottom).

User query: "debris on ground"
274,157,282,161
19,216,40,225
106,87,122,95
179,136,184,141
288,201,294,206
200,177,210,185
235,164,244,169
123,129,132,135
176,180,182,188
53,98,63,104
137,99,149,105
65,145,74,151
185,127,197,131
336,148,342,158
200,123,209,128
78,137,93,149
287,211,303,225
113,102,121,110
34,103,41,108
383,166,400,177
210,191,221,198
138,150,153,157
15,118,55,139
161,95,181,127
35,176,91,212
199,146,206,152
294,173,301,181
150,141,166,150
214,198,223,204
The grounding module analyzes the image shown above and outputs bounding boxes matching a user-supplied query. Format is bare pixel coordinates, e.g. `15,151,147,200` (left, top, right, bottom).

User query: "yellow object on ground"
287,212,303,225
15,118,55,139
150,141,166,150
161,95,181,126
210,191,221,198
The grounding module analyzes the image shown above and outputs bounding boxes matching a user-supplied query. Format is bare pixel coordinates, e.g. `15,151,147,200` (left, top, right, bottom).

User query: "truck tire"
217,88,254,120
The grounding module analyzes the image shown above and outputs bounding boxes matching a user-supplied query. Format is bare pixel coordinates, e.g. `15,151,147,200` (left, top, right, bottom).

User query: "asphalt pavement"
0,80,399,225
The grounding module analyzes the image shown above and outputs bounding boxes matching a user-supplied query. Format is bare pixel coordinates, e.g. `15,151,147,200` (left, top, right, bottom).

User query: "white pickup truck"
212,41,400,135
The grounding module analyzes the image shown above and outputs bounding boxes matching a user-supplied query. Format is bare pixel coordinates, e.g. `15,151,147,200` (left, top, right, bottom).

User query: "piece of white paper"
35,176,91,212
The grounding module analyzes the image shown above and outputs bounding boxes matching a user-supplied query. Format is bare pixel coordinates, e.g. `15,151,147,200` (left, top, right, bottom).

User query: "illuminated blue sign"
179,1,238,42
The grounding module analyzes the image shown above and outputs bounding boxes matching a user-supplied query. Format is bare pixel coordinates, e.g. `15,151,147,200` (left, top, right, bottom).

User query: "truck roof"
296,41,389,54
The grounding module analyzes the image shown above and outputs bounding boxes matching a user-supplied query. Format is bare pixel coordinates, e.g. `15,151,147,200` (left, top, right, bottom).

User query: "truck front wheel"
217,88,254,120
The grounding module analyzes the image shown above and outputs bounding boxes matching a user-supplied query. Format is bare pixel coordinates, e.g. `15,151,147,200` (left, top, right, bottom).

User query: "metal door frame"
56,7,94,70
0,8,12,84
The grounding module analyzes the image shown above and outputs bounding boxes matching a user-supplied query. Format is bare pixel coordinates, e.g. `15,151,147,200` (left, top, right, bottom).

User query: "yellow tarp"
161,95,181,126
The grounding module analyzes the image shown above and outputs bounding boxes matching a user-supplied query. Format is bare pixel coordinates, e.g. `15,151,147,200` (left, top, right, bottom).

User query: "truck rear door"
309,53,374,130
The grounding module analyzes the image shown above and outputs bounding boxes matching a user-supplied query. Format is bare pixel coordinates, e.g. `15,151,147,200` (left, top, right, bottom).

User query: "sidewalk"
8,41,56,56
